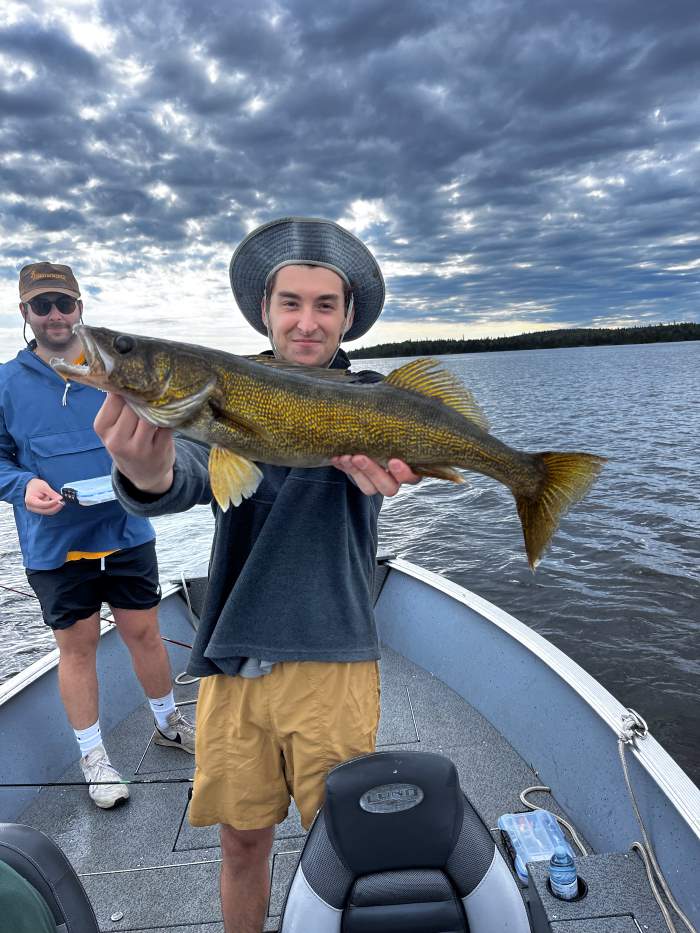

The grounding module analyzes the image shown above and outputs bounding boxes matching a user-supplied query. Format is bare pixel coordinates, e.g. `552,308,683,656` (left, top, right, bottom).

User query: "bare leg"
111,605,172,699
219,824,275,933
53,613,101,730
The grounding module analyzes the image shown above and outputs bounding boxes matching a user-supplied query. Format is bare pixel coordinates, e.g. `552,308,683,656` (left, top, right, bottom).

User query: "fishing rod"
1,777,193,788
0,580,193,651
0,581,44,602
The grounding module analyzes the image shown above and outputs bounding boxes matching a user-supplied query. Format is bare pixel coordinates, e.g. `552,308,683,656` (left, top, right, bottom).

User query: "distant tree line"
347,322,700,359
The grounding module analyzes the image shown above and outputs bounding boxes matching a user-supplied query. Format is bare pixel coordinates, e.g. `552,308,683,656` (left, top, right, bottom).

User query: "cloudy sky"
1,0,699,362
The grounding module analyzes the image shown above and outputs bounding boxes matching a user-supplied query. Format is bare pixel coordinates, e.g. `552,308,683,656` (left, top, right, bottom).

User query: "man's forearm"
112,439,213,517
128,467,174,496
115,469,173,503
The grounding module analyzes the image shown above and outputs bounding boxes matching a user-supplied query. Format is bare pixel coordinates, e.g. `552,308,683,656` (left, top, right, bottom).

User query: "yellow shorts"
189,660,380,831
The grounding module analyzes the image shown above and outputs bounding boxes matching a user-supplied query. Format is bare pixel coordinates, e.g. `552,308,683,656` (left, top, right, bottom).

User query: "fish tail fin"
515,452,606,571
209,447,263,511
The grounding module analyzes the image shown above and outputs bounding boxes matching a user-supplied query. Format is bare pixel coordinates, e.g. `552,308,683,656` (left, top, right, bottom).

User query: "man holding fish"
94,218,420,932
61,216,602,930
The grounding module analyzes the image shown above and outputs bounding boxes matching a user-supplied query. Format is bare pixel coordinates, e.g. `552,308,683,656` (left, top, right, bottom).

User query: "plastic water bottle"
548,846,578,900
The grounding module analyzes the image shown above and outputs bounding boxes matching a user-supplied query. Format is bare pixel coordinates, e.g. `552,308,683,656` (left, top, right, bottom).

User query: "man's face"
262,265,353,367
21,292,82,352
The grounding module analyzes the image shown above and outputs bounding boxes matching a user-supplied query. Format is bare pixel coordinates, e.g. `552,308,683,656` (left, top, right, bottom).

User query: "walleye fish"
53,324,606,569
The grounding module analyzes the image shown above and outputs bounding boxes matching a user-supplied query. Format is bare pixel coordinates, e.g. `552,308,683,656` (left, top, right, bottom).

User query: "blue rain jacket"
0,347,154,570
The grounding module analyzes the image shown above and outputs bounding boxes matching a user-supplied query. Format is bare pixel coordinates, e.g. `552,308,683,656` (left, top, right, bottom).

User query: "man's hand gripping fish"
53,324,606,570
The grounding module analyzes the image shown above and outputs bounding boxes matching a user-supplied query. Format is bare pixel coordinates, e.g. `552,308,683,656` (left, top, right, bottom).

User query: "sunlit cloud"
244,95,267,115
338,199,390,235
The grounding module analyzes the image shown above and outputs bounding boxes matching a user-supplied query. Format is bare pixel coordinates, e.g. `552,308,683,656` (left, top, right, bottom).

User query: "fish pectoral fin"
208,447,263,511
129,380,217,428
413,465,466,483
384,358,489,431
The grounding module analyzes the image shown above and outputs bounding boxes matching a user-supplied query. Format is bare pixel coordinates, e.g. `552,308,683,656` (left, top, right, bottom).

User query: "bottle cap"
551,846,572,864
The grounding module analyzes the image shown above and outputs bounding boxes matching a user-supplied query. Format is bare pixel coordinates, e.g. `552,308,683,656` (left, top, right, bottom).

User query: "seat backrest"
280,751,531,933
0,822,100,933
0,859,56,933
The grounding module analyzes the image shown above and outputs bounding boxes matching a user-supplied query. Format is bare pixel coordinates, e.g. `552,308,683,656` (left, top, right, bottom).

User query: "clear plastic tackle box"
497,809,575,884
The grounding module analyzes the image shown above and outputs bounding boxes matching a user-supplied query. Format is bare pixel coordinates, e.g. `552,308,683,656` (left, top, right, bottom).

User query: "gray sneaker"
80,744,130,809
154,708,195,755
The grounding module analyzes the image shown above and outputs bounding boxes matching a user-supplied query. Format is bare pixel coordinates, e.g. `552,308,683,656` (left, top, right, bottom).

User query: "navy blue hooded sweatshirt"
0,347,154,569
113,351,383,677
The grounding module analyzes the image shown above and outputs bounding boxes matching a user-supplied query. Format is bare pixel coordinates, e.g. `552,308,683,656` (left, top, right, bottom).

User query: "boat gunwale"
383,556,700,841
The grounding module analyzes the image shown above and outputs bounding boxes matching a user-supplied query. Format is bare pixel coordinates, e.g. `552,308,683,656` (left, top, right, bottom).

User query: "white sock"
75,720,102,757
149,691,177,734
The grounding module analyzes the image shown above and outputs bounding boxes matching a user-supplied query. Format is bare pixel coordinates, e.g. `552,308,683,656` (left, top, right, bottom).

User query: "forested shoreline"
348,321,700,359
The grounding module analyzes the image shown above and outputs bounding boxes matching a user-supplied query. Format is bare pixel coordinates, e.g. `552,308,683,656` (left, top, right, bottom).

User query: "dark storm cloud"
0,22,100,79
0,87,64,118
2,201,85,230
293,0,446,58
1,0,699,335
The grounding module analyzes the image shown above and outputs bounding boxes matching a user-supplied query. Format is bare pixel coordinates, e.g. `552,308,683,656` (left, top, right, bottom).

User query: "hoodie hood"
17,346,65,379
16,346,92,406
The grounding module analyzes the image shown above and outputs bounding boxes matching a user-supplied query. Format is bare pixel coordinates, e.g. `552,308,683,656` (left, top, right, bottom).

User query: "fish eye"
114,335,135,355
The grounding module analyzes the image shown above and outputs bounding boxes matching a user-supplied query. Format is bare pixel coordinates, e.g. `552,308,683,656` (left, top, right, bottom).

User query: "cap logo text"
30,271,67,281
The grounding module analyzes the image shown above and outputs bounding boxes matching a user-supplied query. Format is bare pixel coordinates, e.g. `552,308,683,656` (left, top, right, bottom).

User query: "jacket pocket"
28,429,113,495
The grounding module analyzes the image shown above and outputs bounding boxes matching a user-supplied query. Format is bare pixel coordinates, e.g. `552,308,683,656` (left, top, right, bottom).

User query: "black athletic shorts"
26,540,161,631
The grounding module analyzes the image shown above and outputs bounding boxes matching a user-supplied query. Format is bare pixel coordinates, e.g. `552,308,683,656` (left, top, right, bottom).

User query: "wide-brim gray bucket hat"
229,217,385,341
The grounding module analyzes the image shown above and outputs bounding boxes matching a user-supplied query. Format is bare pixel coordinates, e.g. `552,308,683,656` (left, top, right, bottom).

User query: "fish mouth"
50,324,113,384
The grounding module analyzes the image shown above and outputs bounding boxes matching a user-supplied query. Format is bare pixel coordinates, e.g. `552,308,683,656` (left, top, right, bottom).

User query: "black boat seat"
280,750,531,932
0,822,99,933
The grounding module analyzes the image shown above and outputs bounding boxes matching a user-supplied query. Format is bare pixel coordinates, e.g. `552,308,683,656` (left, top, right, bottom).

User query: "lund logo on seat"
359,783,424,814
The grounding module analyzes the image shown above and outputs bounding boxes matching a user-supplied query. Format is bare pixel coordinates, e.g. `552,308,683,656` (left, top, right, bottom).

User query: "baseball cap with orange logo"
19,262,81,303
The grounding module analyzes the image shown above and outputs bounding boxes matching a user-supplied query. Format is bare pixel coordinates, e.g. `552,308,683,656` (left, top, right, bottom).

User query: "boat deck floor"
19,644,586,932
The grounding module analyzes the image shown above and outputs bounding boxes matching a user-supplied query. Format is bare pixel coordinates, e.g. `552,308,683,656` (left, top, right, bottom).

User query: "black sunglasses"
27,296,79,316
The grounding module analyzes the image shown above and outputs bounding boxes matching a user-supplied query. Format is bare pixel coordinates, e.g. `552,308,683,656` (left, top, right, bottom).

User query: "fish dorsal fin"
384,358,489,430
245,355,366,382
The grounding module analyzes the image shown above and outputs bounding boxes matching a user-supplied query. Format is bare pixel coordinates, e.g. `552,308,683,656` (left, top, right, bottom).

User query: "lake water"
1,341,699,784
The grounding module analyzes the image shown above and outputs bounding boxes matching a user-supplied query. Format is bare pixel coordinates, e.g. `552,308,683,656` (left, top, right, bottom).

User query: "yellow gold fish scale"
213,366,484,468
